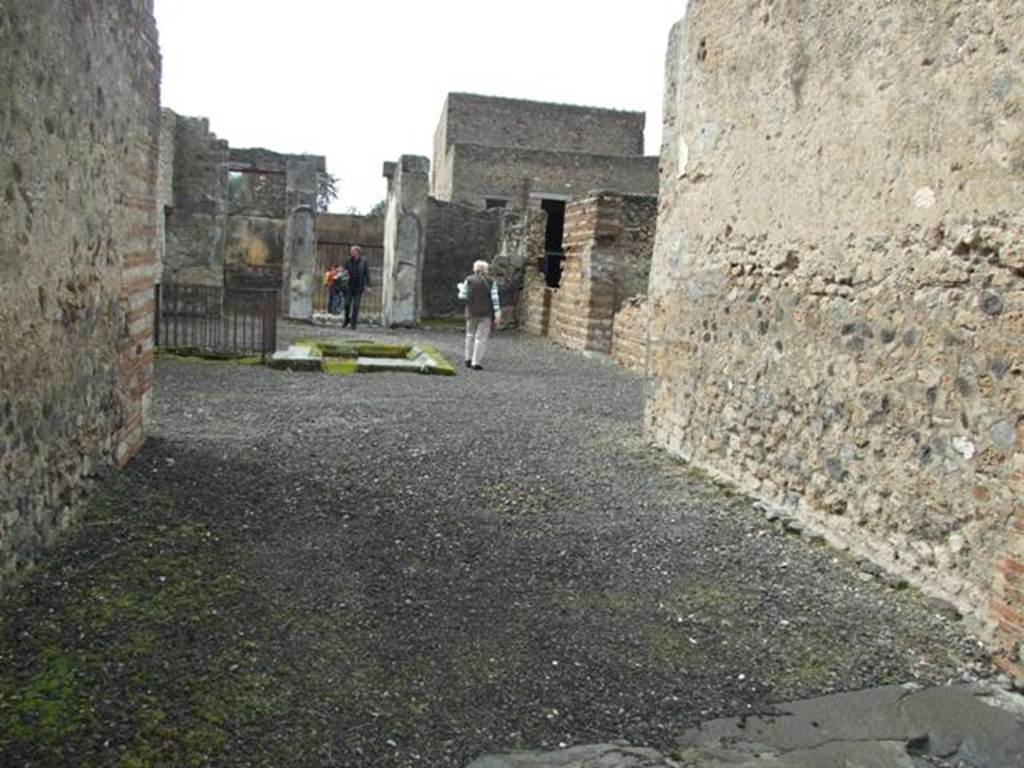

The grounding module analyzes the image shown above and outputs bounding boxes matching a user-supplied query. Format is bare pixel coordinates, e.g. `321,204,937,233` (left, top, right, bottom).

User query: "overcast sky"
155,1,688,213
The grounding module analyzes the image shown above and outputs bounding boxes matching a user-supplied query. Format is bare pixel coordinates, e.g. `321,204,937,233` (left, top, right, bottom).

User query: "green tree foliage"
317,172,339,213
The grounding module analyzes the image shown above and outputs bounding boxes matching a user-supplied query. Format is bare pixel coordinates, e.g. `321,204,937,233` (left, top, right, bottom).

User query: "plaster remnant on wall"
914,186,937,209
646,1,1024,672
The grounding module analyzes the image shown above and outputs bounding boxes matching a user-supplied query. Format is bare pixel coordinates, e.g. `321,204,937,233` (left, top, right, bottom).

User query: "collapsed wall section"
0,0,161,589
647,1,1023,669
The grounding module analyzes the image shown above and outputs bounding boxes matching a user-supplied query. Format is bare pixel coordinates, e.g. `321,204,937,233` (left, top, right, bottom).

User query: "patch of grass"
0,646,96,747
695,586,729,609
324,358,358,375
793,659,830,686
420,316,464,329
156,347,263,365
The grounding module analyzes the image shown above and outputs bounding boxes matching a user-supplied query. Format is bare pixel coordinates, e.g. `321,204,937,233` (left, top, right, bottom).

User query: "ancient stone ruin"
646,0,1023,677
1,0,1021,680
156,110,324,317
379,93,661,327
1,0,161,589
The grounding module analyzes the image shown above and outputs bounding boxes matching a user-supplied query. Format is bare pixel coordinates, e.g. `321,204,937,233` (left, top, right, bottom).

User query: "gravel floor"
0,323,990,767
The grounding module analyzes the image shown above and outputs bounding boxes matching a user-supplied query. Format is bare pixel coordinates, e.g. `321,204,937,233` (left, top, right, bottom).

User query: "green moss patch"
156,347,263,365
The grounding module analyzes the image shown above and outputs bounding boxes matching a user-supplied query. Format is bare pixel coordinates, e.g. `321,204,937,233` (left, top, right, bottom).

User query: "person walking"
343,245,371,329
458,260,501,370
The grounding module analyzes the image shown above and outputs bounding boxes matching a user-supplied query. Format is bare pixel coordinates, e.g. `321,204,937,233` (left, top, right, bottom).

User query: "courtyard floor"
0,324,991,767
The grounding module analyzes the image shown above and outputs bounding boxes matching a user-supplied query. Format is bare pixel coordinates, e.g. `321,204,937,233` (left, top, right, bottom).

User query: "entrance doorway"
540,198,566,288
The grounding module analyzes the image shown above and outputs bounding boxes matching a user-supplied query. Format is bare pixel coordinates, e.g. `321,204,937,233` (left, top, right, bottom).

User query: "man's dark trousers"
344,290,363,329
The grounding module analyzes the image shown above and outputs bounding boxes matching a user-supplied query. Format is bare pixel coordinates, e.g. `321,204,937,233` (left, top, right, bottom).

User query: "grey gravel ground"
0,323,990,767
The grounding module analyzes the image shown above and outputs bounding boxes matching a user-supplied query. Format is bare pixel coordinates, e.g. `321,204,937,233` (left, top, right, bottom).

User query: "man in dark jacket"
343,245,371,329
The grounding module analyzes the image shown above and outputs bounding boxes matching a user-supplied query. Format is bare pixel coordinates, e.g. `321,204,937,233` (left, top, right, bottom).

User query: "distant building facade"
431,92,658,209
430,93,659,288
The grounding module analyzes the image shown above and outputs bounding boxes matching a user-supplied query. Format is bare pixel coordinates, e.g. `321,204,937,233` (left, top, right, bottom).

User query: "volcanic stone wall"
549,193,657,354
0,0,161,589
226,147,288,289
647,1,1024,670
165,114,228,286
422,200,501,317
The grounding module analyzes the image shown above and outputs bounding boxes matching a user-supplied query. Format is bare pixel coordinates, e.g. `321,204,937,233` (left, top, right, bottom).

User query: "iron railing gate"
154,283,278,361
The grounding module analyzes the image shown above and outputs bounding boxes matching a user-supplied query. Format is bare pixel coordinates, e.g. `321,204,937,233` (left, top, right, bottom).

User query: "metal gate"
155,283,278,361
315,240,384,322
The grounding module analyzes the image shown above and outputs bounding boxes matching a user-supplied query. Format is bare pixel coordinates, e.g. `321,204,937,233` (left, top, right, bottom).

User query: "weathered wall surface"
423,200,501,317
316,213,385,249
492,208,547,323
225,148,289,289
283,157,320,319
165,115,228,286
0,0,160,589
549,193,657,354
446,143,659,209
432,93,645,193
647,2,1024,669
155,108,176,283
611,298,649,375
382,156,430,326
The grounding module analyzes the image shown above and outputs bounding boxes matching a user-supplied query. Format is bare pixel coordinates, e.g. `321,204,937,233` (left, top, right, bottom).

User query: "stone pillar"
381,155,429,327
284,157,320,319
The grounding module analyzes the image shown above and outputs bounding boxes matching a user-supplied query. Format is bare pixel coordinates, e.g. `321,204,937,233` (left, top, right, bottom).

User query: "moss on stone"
156,348,263,366
324,359,358,375
418,344,456,376
0,646,96,747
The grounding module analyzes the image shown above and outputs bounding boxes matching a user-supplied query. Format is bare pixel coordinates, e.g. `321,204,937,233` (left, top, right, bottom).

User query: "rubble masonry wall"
646,1,1024,669
0,0,161,589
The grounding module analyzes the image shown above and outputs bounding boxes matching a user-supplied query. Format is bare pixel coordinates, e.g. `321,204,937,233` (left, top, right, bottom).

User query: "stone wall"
225,147,288,289
315,213,385,249
548,193,658,354
646,1,1024,670
445,143,659,209
155,108,176,283
492,208,547,324
0,0,161,589
434,93,645,177
423,200,501,317
165,114,228,286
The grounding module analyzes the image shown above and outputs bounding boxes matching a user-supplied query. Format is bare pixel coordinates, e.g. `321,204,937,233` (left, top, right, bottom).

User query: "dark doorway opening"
540,198,566,288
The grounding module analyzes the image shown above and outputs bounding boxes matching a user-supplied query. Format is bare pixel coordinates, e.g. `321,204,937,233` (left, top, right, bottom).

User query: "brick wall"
611,298,648,375
0,0,161,589
547,193,657,355
647,1,1023,664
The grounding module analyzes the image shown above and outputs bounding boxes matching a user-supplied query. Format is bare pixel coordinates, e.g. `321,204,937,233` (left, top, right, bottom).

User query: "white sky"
155,1,688,213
